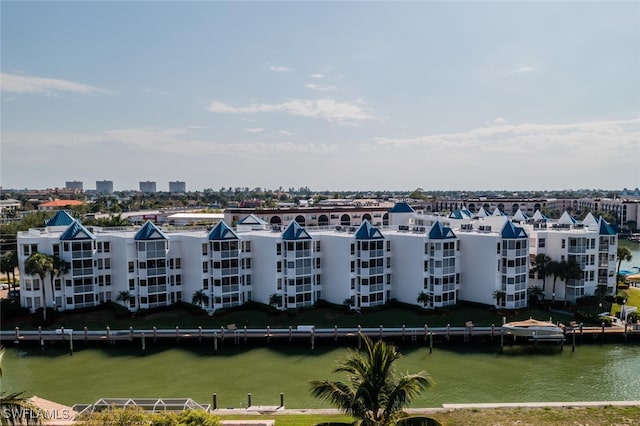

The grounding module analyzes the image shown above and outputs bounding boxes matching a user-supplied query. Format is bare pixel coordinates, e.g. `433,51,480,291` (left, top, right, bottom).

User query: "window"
276,243,282,255
128,261,135,273
562,239,566,249
245,241,251,252
538,238,545,248
203,261,209,273
202,243,208,256
129,279,135,290
203,278,209,289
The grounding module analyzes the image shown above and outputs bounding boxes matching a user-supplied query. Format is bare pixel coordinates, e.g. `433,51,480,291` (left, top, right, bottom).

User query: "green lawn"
3,302,575,331
611,286,640,317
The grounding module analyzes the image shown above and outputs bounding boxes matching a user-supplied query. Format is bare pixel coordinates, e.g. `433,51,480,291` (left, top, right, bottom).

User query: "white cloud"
0,72,113,95
207,98,375,124
310,74,325,79
364,118,640,158
507,66,535,75
269,65,292,73
493,117,507,124
306,83,338,91
245,127,265,133
2,127,338,155
279,130,293,136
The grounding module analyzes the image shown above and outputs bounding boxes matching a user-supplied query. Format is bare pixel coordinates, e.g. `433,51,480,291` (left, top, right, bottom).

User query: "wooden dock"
2,322,639,353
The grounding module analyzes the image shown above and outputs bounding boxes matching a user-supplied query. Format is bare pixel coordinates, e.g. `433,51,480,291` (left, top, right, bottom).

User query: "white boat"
502,318,564,338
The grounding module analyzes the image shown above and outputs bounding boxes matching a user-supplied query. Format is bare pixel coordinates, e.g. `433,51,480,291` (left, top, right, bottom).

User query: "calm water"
620,239,640,271
3,240,639,408
2,341,640,408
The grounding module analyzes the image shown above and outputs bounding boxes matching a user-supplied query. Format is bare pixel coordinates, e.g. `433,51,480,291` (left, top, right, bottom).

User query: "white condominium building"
17,203,619,315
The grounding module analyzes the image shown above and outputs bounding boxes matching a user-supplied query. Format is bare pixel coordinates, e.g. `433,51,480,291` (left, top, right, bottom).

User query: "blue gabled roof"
388,202,415,213
134,220,168,241
598,217,616,236
208,221,239,240
355,220,384,240
429,221,456,239
60,220,96,240
46,210,75,227
282,221,312,240
448,209,471,220
501,221,528,239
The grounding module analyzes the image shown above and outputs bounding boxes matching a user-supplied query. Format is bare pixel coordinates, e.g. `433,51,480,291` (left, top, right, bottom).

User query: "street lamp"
621,298,627,322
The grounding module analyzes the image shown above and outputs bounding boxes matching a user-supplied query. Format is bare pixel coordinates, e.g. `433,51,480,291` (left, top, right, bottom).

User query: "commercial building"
169,181,186,193
95,180,114,194
65,181,84,191
139,181,157,193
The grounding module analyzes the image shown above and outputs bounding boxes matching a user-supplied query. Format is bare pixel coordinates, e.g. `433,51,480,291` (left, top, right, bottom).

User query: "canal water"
2,341,640,408
3,239,639,409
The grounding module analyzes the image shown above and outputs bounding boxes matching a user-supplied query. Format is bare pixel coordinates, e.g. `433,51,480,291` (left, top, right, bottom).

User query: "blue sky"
1,1,638,192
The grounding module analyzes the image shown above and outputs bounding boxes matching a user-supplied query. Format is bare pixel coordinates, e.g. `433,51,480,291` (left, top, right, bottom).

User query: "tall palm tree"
617,246,633,275
1,349,45,425
47,256,69,312
0,251,18,290
530,254,552,295
561,258,583,307
191,289,209,309
24,253,54,322
548,260,563,303
310,334,431,426
416,291,432,309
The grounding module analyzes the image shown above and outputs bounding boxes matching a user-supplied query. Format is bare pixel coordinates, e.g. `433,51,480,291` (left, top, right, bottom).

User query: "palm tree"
530,254,552,295
0,251,19,290
548,260,563,303
526,286,544,306
561,258,583,307
115,290,132,308
47,255,69,312
416,291,432,309
191,289,209,309
492,290,506,308
269,293,282,308
24,253,54,322
617,246,633,275
1,348,45,425
310,334,431,426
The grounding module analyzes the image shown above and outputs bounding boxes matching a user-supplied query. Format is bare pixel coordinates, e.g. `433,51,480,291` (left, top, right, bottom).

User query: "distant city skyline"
1,1,639,191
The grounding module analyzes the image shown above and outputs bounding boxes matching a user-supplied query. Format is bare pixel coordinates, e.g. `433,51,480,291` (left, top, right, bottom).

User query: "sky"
1,1,639,192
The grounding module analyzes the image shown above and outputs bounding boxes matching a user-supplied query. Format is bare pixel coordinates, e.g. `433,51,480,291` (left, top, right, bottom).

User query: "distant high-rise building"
169,181,186,193
139,181,157,193
96,180,114,194
65,181,83,191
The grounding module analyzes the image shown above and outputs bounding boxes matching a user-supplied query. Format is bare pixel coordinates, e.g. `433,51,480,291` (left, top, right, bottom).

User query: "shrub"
0,298,29,321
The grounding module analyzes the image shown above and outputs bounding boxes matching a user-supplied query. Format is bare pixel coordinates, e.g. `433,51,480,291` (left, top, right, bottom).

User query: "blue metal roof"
388,202,415,213
208,221,238,240
46,210,75,227
598,217,616,236
282,221,312,240
429,222,456,239
501,221,528,239
60,220,96,241
134,221,168,241
355,220,384,240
